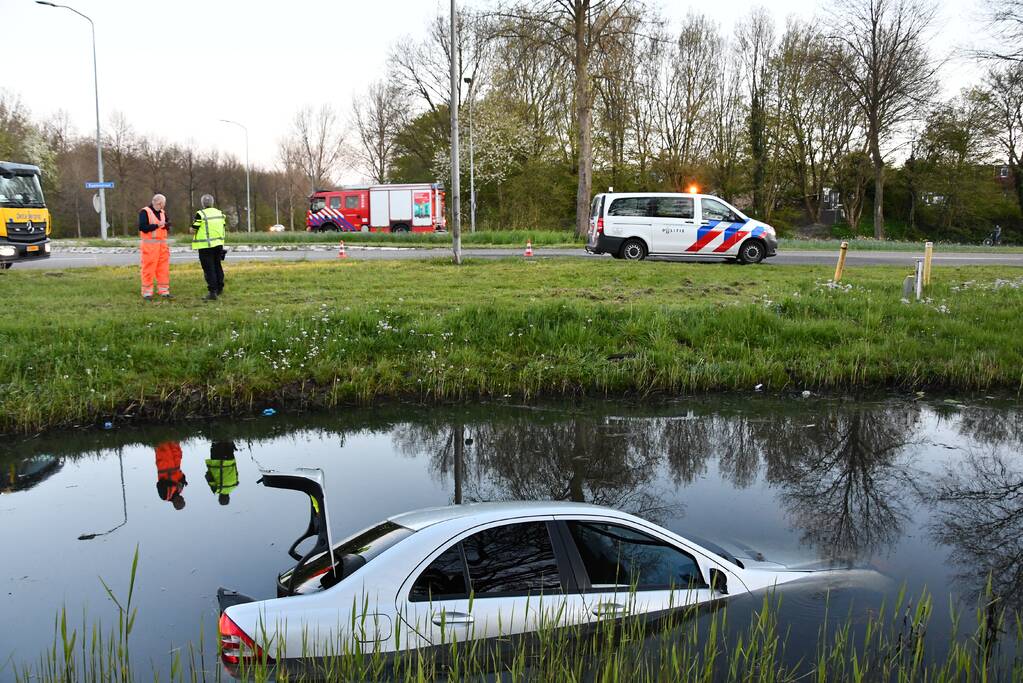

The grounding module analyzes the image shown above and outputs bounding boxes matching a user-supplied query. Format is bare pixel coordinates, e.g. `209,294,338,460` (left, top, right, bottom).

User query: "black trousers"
197,246,225,293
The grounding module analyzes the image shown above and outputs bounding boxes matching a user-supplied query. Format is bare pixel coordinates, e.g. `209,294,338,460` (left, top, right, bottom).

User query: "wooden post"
834,241,849,282
923,241,933,286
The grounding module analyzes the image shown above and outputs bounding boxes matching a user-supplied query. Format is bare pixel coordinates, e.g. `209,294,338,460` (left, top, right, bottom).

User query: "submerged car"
218,469,821,671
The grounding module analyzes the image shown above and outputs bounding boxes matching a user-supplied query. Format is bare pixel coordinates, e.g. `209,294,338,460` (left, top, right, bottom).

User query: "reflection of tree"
392,412,676,521
762,406,922,564
929,451,1023,611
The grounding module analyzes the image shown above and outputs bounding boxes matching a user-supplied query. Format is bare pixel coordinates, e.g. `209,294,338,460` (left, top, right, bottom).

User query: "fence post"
915,259,924,301
834,241,849,282
923,241,933,286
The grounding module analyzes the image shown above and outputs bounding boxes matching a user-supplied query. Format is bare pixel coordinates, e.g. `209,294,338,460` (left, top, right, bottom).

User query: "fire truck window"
329,197,341,210
310,197,326,212
345,196,360,209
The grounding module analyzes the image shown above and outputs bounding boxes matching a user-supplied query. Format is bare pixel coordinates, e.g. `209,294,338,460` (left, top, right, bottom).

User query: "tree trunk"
574,9,593,238
869,128,885,239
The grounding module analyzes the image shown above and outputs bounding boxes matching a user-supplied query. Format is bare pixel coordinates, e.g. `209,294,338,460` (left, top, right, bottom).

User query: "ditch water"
2,395,1022,677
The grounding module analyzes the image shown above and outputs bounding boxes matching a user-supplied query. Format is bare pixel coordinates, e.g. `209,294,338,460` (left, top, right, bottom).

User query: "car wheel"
620,238,647,261
738,239,766,264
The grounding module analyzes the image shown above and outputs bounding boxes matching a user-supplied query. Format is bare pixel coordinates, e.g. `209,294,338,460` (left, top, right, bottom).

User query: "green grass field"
1,258,1021,433
54,230,1022,252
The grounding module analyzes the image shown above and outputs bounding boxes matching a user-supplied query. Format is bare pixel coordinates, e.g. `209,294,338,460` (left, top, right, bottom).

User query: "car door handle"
432,611,474,626
591,603,628,616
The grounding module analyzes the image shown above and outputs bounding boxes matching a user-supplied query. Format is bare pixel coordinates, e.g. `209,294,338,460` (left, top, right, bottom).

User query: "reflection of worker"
138,193,173,300
205,441,239,506
155,442,187,510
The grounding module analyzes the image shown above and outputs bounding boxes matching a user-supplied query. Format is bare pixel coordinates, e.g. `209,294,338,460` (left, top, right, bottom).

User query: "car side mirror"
710,568,728,595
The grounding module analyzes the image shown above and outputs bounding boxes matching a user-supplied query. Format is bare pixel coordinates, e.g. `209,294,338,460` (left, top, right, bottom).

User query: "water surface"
2,396,1021,674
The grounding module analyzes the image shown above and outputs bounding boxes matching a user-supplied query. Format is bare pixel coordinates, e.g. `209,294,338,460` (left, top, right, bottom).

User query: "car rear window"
282,521,413,595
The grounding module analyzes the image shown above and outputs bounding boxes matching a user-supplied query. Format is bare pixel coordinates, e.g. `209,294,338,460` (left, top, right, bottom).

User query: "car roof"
388,500,621,531
0,161,41,175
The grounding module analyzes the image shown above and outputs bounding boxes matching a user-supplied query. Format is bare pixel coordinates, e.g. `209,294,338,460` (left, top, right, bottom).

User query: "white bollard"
915,259,924,301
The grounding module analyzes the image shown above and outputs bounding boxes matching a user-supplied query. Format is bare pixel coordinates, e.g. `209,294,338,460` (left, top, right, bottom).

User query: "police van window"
329,196,341,210
310,197,326,212
590,195,603,219
410,544,468,602
608,197,651,217
701,198,738,222
652,197,694,219
462,522,563,597
344,195,360,209
567,521,706,591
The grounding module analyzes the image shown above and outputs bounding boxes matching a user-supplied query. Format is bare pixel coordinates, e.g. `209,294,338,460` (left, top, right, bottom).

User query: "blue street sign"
85,181,115,189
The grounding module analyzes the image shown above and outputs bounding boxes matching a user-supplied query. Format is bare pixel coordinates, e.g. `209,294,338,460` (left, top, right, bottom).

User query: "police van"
585,192,777,264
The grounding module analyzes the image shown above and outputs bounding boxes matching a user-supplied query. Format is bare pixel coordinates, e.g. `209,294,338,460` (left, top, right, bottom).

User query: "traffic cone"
524,239,534,257
337,240,348,258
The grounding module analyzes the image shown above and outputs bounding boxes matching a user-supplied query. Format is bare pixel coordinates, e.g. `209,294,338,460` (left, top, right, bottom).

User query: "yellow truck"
0,161,52,269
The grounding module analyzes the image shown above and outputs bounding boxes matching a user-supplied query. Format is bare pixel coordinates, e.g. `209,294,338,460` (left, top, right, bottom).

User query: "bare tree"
706,48,747,201
498,0,645,237
827,0,938,238
352,81,408,183
104,112,139,235
738,8,777,218
987,63,1023,210
980,0,1023,62
287,105,348,192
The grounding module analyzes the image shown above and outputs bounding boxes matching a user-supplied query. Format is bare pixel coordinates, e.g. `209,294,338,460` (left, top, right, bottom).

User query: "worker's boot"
160,293,175,300
203,291,218,301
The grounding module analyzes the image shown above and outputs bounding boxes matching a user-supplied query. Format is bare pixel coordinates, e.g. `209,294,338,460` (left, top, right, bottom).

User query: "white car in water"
218,469,819,672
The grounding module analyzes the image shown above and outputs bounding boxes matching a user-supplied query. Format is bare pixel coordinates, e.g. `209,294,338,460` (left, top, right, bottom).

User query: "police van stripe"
713,220,750,252
686,220,722,252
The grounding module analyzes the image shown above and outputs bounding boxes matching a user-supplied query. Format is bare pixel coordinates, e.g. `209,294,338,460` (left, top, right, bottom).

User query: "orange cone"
524,239,534,257
337,240,348,258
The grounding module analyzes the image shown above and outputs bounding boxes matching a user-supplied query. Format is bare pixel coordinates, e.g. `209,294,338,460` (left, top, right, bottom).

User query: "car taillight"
597,217,605,234
219,612,270,668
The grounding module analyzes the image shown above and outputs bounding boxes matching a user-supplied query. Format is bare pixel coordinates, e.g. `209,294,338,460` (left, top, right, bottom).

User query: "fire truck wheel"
392,224,410,233
322,223,339,232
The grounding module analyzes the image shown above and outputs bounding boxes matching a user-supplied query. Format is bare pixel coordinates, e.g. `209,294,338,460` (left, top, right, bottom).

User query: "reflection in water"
766,406,922,564
929,451,1023,611
394,413,673,520
1,455,63,494
205,441,239,506
155,441,187,510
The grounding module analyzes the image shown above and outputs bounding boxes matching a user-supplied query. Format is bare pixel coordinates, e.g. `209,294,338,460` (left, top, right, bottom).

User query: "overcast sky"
3,0,986,172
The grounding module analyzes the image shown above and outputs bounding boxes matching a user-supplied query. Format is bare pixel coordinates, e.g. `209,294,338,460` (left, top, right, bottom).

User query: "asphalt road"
11,246,1023,270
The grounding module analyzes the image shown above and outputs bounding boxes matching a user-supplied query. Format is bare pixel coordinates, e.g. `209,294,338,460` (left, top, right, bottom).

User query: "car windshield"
0,173,45,207
310,197,326,212
280,521,414,595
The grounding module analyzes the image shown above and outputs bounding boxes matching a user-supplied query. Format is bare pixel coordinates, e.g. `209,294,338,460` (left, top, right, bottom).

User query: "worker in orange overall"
155,441,187,510
138,193,173,300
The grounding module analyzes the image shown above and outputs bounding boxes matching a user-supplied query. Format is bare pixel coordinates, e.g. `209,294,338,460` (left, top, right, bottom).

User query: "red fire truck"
306,183,446,233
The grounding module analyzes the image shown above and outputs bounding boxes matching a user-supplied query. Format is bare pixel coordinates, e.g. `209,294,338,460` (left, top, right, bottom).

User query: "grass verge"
0,258,1021,434
55,231,1021,252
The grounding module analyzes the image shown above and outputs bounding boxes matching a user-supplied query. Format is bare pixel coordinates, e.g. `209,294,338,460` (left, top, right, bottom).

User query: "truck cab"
0,162,52,269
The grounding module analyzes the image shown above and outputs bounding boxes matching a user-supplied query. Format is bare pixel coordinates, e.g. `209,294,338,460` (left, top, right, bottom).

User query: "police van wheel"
620,239,647,261
738,239,766,265
0,262,11,271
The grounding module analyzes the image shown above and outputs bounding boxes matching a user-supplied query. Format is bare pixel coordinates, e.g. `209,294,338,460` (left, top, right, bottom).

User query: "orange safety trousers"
155,441,184,500
140,206,170,296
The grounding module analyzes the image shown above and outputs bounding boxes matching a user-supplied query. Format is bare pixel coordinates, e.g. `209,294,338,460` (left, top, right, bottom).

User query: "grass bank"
1,258,1021,433
55,231,1021,252
11,579,1023,682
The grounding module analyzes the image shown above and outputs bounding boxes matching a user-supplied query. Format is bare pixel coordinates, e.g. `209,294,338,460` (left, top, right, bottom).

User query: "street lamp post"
449,0,462,263
220,119,252,232
463,76,476,234
36,1,108,239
